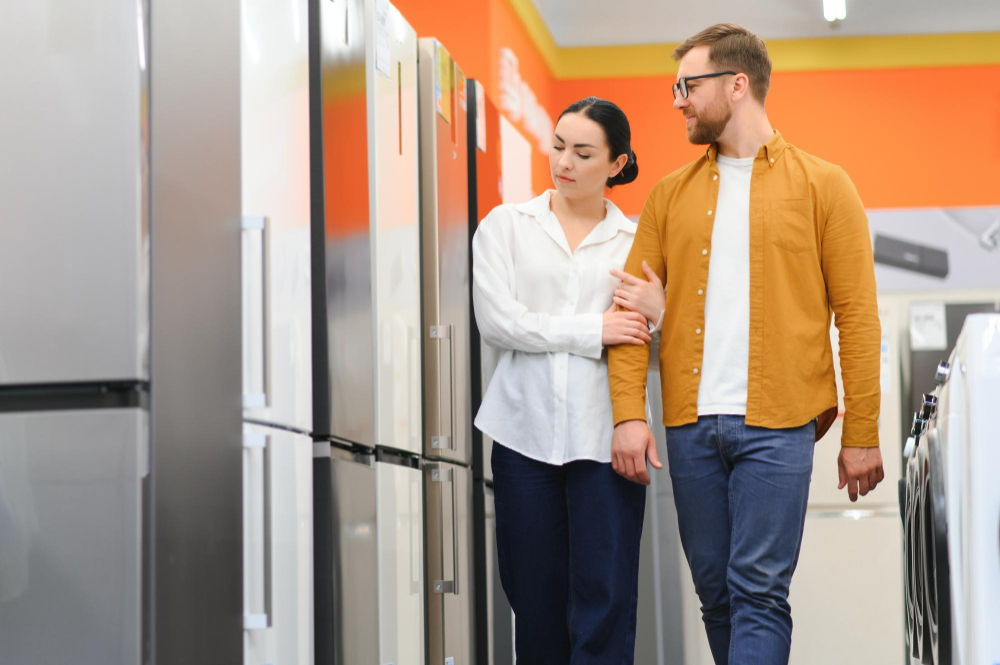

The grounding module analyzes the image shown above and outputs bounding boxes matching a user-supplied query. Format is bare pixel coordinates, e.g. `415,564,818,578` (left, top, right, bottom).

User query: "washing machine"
902,313,1000,665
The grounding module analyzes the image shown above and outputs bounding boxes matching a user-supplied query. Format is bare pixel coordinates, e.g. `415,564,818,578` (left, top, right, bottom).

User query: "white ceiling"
530,0,1000,47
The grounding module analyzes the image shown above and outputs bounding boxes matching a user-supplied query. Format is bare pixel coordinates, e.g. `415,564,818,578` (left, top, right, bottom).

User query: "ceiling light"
823,0,846,22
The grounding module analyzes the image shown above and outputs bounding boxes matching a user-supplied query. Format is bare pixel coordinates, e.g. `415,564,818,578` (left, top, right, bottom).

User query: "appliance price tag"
375,0,390,78
909,302,947,351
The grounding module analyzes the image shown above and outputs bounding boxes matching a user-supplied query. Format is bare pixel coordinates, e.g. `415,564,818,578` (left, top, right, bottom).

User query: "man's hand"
837,446,885,502
612,419,663,485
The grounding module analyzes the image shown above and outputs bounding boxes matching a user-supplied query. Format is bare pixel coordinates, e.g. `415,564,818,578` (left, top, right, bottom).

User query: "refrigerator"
309,0,425,663
419,37,476,665
0,0,245,663
467,77,515,665
240,0,315,663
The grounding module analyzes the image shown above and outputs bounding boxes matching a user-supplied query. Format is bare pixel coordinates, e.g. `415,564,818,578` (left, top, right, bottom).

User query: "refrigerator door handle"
430,324,455,451
241,215,271,410
242,431,274,630
429,464,458,595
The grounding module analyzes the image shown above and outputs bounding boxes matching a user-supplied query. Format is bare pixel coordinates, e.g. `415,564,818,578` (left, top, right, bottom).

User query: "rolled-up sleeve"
472,218,604,359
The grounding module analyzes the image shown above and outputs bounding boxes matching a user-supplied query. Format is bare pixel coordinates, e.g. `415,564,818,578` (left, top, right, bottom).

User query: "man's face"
673,45,733,145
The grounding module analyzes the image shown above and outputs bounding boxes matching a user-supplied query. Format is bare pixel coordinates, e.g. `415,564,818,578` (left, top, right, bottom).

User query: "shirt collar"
515,190,635,255
515,190,635,234
706,130,787,168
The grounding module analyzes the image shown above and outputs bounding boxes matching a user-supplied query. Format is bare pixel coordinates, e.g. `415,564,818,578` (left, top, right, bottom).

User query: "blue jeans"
491,443,646,665
665,416,816,665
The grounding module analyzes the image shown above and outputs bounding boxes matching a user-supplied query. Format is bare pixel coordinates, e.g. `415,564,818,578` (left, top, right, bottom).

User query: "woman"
472,97,665,664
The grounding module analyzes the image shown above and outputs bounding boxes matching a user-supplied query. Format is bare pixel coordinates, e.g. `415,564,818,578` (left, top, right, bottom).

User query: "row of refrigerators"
0,0,511,664
250,0,511,663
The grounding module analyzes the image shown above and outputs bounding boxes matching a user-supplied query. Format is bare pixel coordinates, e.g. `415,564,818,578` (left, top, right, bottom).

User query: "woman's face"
549,112,626,200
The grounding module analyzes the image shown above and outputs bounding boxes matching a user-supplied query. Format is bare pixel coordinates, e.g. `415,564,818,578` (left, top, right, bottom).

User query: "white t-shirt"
698,154,754,416
472,190,639,465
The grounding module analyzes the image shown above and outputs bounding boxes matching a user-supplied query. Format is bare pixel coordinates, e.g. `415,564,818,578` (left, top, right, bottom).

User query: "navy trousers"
491,442,646,665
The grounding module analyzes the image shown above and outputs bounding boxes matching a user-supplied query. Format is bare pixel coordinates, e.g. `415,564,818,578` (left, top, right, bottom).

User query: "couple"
472,24,885,665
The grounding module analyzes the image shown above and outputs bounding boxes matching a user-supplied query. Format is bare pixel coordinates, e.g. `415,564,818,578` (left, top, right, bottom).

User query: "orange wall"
393,0,1000,216
555,65,1000,215
395,0,554,195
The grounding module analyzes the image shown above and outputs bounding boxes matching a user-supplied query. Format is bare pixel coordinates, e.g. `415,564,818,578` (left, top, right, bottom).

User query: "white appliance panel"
377,460,425,665
241,0,313,433
789,514,906,665
243,423,314,665
369,1,422,455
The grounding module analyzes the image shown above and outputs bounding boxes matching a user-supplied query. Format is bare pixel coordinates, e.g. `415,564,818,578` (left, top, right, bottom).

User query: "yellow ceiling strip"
505,0,1000,78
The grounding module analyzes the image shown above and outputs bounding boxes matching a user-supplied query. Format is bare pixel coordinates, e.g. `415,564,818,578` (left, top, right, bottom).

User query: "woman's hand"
602,302,652,346
609,261,665,326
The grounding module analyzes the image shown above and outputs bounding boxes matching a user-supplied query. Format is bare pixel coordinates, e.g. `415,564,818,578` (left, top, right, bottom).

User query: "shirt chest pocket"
769,199,815,253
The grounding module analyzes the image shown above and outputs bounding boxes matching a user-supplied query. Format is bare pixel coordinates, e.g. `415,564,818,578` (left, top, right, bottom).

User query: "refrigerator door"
242,423,314,665
376,455,425,665
0,0,149,385
313,446,378,665
241,0,313,434
311,0,375,444
425,461,475,664
368,1,422,456
418,38,472,465
0,409,145,664
788,512,905,665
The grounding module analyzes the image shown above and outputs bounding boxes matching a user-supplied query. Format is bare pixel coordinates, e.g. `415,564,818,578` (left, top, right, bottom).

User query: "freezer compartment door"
418,38,472,465
242,423,314,665
376,459,425,664
240,0,313,433
314,448,378,665
788,512,905,665
425,461,475,664
0,0,149,385
0,409,145,664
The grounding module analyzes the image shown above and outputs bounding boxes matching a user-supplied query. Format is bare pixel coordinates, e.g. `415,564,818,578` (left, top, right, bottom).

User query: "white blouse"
472,190,639,465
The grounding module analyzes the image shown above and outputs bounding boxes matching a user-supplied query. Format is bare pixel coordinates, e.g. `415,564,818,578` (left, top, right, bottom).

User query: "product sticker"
375,0,390,78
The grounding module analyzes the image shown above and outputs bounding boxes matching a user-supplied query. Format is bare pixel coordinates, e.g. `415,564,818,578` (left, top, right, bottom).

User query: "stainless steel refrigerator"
241,0,315,662
0,0,244,663
419,36,476,665
467,78,515,665
310,0,425,663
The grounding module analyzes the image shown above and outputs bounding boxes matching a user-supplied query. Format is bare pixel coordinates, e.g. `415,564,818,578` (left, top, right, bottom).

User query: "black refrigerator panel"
467,78,504,483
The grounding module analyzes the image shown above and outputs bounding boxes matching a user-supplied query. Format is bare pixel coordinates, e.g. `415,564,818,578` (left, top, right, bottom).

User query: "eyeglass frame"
672,71,737,100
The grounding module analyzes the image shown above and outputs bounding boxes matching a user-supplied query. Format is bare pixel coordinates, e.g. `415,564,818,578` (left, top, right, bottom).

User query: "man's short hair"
672,24,772,103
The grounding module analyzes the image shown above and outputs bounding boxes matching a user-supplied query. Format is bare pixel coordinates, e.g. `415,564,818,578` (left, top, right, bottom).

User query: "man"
607,23,885,664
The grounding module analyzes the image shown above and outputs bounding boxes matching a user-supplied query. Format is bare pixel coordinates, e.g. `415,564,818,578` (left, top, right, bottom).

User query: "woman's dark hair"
558,96,638,188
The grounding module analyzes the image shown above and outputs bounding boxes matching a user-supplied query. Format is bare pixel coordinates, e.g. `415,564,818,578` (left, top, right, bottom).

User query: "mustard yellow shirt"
609,131,880,446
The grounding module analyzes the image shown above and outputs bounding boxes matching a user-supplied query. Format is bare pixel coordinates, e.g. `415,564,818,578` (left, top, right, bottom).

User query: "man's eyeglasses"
671,71,737,100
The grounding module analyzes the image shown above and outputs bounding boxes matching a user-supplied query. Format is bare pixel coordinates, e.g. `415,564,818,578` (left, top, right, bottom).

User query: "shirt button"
713,175,718,181
770,158,775,164
707,210,713,216
698,289,704,295
696,328,702,334
693,368,699,374
702,249,708,256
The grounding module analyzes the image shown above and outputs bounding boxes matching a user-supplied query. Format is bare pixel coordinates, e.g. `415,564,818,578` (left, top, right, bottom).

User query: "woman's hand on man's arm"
609,261,665,328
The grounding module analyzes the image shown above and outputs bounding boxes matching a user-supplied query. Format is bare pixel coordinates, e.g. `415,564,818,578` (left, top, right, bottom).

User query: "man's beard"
686,98,732,145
